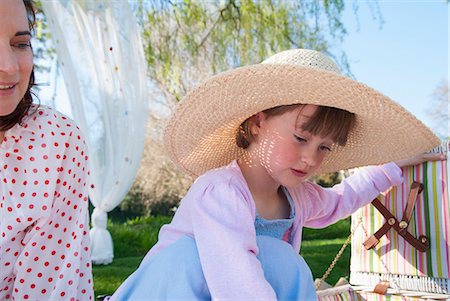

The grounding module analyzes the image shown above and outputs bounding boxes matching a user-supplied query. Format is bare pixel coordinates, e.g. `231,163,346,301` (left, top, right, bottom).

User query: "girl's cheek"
279,143,299,162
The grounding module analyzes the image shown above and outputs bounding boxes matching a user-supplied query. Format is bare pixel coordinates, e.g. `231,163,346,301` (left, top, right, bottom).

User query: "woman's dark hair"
0,0,36,132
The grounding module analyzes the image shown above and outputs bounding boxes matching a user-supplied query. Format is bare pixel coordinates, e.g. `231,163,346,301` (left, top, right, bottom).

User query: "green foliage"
141,0,352,101
117,186,147,218
303,218,350,241
108,216,171,257
117,185,181,218
147,198,179,216
32,1,56,72
36,0,384,105
313,171,343,188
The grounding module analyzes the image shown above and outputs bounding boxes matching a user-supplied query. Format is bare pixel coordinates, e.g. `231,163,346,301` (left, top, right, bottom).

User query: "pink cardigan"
142,160,403,300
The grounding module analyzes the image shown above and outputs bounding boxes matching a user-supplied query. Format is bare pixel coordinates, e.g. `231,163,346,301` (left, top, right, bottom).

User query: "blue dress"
111,188,317,300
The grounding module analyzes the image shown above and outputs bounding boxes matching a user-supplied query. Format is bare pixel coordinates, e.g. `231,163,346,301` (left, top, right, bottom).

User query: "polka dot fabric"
0,105,93,300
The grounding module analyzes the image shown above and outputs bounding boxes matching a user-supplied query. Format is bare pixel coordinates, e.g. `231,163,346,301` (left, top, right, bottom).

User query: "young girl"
111,49,441,300
0,0,93,299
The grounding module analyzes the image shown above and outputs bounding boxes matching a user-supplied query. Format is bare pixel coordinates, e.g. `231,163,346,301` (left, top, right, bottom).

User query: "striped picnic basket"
350,141,450,295
316,285,358,300
317,285,448,300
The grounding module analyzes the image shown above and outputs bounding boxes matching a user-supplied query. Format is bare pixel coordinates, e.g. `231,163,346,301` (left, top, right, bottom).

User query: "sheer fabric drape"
42,0,148,264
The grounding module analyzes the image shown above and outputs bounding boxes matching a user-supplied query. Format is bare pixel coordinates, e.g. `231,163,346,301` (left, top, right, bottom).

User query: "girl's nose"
0,44,20,74
301,147,320,168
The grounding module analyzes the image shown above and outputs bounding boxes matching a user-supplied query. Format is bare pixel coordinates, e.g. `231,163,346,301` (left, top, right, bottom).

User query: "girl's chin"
280,178,306,189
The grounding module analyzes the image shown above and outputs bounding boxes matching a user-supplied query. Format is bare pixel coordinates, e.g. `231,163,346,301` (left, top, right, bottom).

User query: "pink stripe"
418,163,427,276
389,182,397,273
389,187,397,271
413,164,422,276
363,204,368,270
401,168,410,275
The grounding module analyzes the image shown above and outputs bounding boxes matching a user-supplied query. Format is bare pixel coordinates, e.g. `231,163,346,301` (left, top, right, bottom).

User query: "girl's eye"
294,135,306,143
320,145,332,152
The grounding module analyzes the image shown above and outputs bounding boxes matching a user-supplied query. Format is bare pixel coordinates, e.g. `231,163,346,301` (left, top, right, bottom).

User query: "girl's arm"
299,162,403,228
394,152,446,168
190,177,277,300
300,152,445,228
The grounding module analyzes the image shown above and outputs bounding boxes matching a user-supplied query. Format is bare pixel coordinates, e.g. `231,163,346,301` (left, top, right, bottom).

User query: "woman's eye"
12,42,31,49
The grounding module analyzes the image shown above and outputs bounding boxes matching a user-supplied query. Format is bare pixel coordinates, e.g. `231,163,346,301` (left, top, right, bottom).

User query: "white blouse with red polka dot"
0,105,94,300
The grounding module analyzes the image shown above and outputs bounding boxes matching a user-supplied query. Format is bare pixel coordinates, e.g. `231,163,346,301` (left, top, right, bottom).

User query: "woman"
0,1,93,300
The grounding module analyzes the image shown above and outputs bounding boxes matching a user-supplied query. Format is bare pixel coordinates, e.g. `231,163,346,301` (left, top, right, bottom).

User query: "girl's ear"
250,112,266,135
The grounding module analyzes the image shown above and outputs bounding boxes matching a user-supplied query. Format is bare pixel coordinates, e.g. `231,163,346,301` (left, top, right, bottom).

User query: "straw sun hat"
164,49,440,177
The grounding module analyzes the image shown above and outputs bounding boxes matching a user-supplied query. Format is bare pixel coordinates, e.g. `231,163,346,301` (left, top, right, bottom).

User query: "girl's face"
0,0,33,117
249,104,333,188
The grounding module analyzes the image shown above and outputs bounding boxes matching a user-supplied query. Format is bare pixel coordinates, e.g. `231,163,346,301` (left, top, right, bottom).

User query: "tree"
31,1,56,69
429,81,449,140
139,0,357,102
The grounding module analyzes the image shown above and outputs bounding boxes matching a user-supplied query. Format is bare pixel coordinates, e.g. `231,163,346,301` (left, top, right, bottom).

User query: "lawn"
92,217,351,297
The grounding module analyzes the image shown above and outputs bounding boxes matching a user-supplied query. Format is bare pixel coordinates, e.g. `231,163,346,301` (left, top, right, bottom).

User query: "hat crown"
261,49,340,74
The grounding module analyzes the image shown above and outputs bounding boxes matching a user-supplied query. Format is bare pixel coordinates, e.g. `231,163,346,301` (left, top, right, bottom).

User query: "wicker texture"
164,49,440,177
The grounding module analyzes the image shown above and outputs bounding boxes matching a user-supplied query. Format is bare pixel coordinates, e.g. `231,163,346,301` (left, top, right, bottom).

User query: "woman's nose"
0,44,19,74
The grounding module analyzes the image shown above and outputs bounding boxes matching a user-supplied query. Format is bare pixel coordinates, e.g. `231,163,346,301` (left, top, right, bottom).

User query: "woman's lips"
0,83,17,96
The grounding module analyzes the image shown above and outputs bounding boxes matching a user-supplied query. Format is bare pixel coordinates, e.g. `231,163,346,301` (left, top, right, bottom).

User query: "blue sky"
340,0,448,138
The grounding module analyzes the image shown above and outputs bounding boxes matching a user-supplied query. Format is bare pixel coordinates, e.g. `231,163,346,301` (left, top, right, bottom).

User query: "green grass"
301,238,351,285
303,218,350,241
93,217,351,297
93,256,144,297
108,216,171,257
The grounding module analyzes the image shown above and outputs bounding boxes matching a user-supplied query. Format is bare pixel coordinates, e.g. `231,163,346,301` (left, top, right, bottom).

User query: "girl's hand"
394,152,446,168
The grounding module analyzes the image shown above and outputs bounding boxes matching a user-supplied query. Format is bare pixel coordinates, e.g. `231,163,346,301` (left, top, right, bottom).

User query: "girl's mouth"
291,168,307,177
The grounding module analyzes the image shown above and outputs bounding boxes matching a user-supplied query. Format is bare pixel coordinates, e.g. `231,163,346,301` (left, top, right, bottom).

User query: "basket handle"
363,181,430,252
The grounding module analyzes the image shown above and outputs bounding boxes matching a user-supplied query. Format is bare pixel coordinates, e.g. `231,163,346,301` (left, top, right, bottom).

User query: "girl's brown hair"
0,0,36,132
236,104,356,149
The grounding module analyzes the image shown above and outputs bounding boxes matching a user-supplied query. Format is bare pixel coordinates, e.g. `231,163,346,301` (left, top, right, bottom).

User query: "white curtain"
42,1,148,264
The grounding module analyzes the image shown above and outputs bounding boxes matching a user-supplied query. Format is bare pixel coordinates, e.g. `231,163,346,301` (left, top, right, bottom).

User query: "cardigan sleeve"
190,178,277,300
298,162,403,228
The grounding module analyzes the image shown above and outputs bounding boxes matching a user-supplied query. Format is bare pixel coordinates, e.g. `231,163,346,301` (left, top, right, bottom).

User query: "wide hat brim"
164,63,440,177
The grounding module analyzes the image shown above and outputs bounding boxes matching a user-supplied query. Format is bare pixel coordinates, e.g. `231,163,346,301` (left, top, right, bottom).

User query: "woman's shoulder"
22,105,85,138
24,105,77,127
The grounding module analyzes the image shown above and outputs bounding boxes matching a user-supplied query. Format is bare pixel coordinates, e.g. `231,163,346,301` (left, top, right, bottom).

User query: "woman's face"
0,0,33,117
